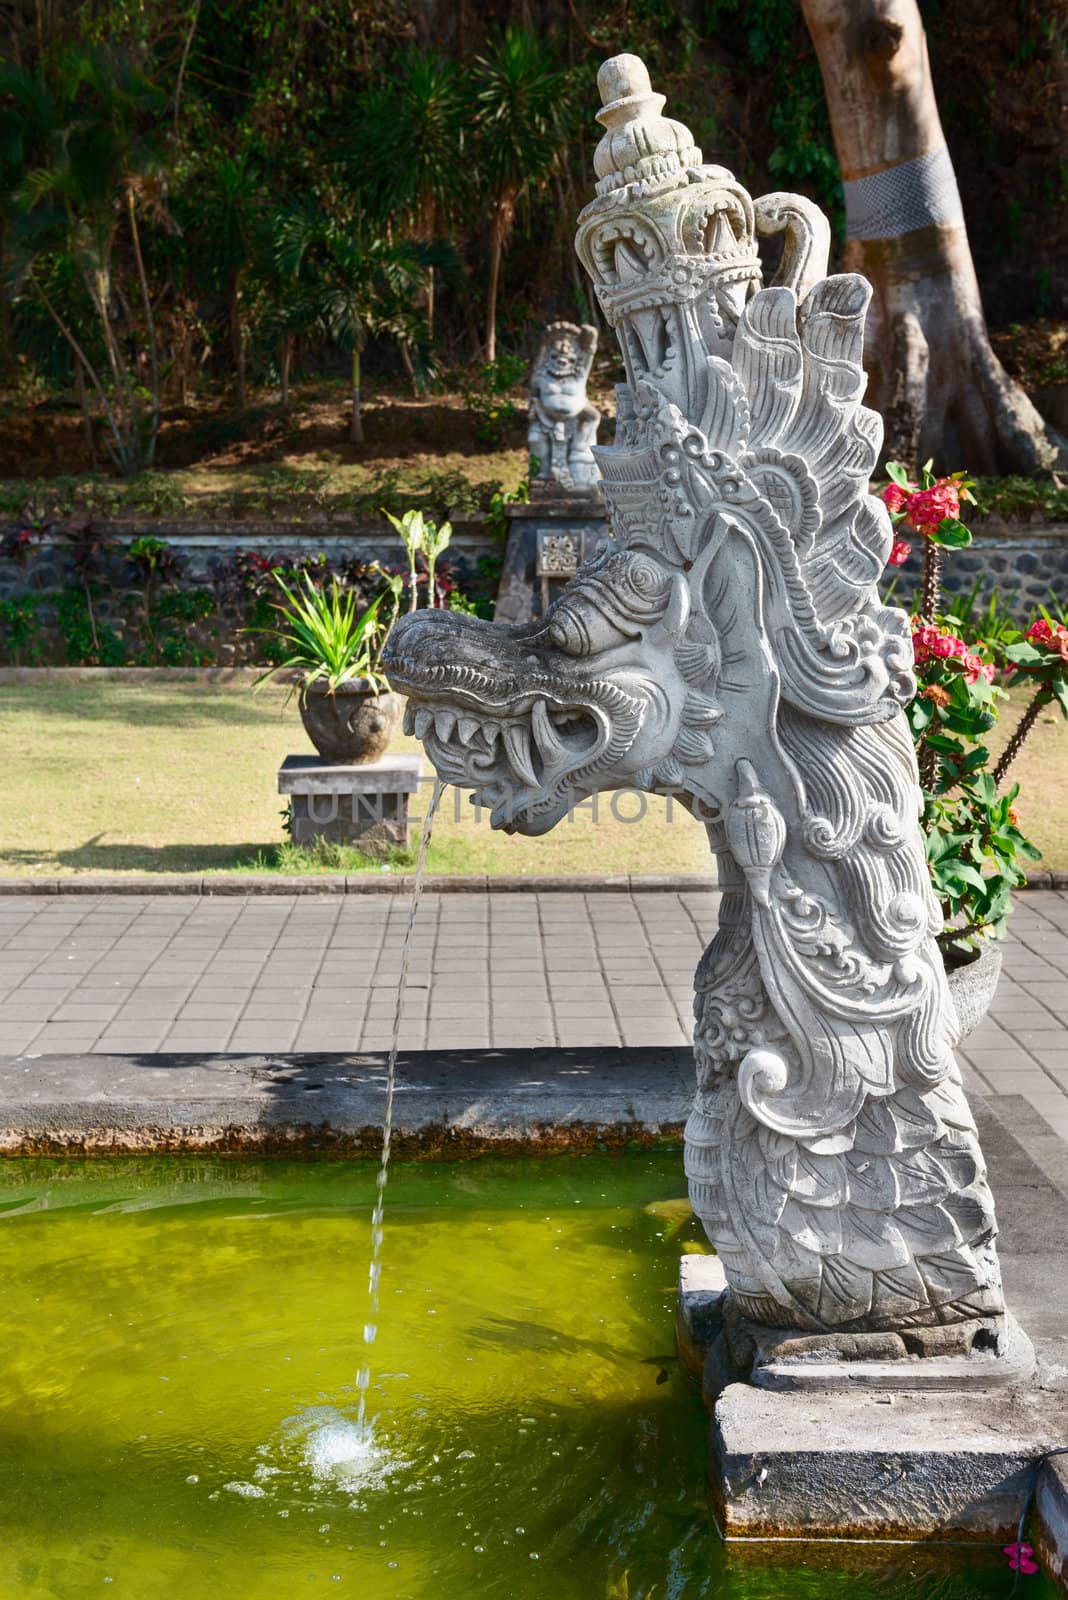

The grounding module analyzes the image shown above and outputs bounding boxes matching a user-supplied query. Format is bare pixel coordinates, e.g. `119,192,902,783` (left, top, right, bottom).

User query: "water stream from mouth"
353,776,445,1441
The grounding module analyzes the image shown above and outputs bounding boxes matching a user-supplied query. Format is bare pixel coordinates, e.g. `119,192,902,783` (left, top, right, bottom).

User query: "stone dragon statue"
384,55,1005,1339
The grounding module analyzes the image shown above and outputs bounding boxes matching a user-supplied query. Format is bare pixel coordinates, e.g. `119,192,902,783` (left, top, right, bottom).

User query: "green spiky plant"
253,570,402,702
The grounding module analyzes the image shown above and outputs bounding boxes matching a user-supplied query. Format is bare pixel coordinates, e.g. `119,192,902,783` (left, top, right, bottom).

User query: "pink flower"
1004,1541,1039,1575
887,538,912,567
883,482,911,515
1027,619,1053,644
931,634,957,658
905,479,962,536
963,653,987,684
982,662,996,684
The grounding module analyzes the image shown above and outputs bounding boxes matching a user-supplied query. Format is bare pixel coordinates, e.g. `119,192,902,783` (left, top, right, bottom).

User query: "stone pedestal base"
495,494,609,625
278,753,423,856
711,1381,1062,1541
676,1253,1056,1540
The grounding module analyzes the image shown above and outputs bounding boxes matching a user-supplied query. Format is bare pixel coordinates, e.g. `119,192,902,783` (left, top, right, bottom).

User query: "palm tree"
349,49,466,345
274,199,432,444
189,150,263,408
3,48,175,473
470,28,569,364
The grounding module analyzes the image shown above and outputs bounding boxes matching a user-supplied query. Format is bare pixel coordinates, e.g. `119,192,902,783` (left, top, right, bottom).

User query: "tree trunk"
485,192,515,366
280,332,292,410
350,346,364,445
485,220,501,366
398,337,419,396
230,271,247,409
73,360,98,469
800,0,1064,475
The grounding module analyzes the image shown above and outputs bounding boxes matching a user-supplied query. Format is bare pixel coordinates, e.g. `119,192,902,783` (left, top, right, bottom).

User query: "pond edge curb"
0,871,1062,895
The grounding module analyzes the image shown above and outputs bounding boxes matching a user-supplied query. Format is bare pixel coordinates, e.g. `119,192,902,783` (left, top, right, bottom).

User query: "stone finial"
593,53,701,194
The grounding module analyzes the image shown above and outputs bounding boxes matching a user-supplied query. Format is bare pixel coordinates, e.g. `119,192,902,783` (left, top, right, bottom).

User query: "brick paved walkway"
0,888,1064,1142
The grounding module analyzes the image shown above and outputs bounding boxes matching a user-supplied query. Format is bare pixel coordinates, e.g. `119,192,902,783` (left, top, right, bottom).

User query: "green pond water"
0,1151,1051,1600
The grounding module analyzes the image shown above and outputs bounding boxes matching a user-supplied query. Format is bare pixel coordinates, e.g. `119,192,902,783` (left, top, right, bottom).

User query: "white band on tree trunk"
843,144,963,240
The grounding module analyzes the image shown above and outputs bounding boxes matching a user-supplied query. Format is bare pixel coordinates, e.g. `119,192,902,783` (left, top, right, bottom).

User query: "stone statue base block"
710,1381,1063,1541
677,1254,1035,1391
733,1311,1035,1393
495,498,609,625
278,754,424,855
676,1253,1056,1539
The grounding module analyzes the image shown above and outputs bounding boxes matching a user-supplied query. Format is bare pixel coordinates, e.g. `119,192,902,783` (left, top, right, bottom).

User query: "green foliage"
383,507,454,610
269,836,415,874
348,49,467,236
137,587,217,667
461,354,527,445
0,595,42,664
252,571,401,697
971,476,1068,522
923,780,1039,952
888,457,1067,946
702,0,841,226
126,535,179,579
52,586,125,665
941,581,1029,656
3,47,173,472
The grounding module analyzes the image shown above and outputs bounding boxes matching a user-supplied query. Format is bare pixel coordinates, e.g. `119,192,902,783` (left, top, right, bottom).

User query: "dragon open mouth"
387,651,623,833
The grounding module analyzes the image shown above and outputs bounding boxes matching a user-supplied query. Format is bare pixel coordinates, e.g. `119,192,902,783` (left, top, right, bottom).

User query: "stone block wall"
1,513,1065,665
884,520,1068,618
0,519,498,665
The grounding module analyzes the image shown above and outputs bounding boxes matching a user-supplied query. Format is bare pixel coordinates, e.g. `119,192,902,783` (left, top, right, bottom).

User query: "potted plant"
255,569,403,764
882,461,1068,1030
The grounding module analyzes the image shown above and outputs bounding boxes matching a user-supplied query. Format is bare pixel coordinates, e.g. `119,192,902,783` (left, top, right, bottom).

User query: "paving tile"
50,1002,123,1023
27,1025,102,1050
228,1024,299,1051
0,1028,42,1052
160,1029,235,1051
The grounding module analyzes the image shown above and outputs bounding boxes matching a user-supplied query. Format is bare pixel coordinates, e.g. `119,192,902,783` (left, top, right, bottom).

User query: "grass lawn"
0,680,709,878
0,679,1062,878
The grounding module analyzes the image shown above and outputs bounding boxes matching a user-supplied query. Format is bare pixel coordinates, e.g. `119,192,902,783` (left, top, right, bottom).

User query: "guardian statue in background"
528,321,601,492
386,55,1005,1339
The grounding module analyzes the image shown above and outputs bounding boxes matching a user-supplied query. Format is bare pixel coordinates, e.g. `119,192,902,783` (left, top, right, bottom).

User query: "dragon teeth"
414,709,434,741
531,698,564,764
504,724,539,786
403,704,415,736
458,716,480,744
483,722,500,750
435,709,457,741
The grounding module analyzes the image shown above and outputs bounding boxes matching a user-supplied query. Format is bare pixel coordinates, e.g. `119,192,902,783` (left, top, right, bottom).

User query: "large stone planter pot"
944,940,1003,1041
298,679,402,765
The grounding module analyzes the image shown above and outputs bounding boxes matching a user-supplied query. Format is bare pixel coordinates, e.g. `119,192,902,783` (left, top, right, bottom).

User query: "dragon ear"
662,573,690,640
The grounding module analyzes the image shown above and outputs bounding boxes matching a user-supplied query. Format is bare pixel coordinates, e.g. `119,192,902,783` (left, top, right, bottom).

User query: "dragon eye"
548,609,589,655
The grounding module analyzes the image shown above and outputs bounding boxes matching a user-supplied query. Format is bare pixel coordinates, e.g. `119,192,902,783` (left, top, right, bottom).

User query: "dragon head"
384,51,909,844
384,539,731,834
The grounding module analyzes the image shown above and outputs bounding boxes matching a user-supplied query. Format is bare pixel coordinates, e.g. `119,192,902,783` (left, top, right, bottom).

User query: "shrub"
883,462,1067,950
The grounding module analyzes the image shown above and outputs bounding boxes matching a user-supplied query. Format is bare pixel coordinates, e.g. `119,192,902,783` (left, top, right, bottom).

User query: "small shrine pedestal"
495,489,609,625
278,753,424,856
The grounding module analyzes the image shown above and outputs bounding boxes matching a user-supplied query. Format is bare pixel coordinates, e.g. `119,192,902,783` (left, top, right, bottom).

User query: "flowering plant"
883,463,1067,953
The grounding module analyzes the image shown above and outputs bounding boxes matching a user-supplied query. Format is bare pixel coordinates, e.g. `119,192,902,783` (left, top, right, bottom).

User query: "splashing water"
355,778,445,1438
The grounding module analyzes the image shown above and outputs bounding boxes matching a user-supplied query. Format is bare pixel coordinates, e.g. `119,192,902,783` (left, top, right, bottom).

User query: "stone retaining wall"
888,518,1068,616
0,518,498,665
1,513,1064,666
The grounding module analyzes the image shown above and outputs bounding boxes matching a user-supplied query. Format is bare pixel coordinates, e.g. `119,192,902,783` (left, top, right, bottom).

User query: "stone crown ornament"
384,57,1004,1341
